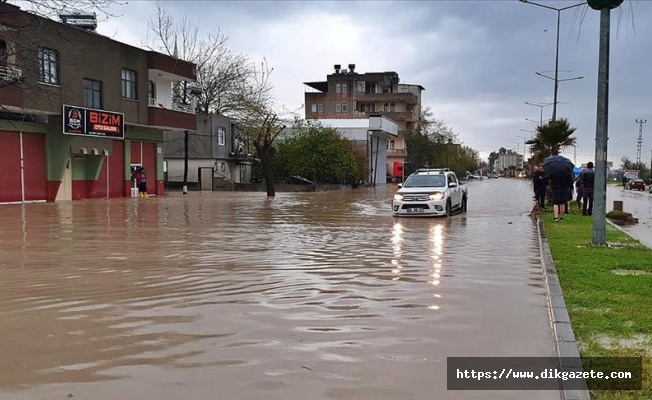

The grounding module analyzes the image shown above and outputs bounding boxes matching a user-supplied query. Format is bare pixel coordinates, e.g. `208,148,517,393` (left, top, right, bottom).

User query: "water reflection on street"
0,179,558,400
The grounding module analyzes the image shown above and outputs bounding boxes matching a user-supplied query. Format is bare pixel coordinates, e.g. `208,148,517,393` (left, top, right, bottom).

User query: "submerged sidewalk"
606,185,652,249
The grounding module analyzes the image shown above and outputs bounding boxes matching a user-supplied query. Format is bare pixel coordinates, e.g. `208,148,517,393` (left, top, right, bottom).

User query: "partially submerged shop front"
0,105,166,204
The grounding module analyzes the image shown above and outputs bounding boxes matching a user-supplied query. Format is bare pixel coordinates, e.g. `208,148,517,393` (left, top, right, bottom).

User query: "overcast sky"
92,0,650,167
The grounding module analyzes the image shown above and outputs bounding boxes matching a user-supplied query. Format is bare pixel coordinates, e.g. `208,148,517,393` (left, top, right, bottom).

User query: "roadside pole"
588,0,623,246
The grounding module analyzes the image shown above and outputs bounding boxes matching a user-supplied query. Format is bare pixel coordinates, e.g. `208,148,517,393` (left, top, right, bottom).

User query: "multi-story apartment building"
495,151,524,176
303,64,424,178
0,3,196,203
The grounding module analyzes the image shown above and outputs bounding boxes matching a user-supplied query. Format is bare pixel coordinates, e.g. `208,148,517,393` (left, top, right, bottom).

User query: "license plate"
407,208,424,213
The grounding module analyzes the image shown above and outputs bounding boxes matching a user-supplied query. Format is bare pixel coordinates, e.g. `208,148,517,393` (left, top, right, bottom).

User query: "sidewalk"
606,185,652,249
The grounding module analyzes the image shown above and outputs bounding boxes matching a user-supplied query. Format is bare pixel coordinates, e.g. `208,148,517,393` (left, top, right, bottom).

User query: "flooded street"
0,179,559,400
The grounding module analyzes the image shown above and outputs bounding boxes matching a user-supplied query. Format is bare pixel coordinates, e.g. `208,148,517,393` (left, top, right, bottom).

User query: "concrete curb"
536,217,591,400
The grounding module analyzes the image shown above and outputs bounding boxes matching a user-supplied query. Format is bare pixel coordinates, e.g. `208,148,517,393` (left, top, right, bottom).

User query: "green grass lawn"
542,208,652,399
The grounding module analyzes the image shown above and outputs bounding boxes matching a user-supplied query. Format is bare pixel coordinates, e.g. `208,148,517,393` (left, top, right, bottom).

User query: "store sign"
63,105,124,139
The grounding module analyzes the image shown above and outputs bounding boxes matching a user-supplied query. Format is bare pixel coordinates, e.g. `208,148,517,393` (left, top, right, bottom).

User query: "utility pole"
183,130,189,195
589,0,623,247
573,144,577,165
635,119,646,165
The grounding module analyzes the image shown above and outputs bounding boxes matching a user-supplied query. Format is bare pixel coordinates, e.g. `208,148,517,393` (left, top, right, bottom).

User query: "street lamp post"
588,0,624,246
517,134,530,157
520,0,586,122
525,101,555,126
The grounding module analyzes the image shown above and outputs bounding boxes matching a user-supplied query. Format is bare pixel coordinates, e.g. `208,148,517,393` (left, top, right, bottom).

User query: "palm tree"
526,118,577,164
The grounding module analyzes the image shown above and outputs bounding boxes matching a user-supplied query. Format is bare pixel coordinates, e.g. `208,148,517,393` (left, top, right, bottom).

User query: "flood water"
0,179,559,400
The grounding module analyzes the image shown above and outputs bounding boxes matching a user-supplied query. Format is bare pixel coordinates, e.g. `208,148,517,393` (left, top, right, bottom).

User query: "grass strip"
542,208,652,399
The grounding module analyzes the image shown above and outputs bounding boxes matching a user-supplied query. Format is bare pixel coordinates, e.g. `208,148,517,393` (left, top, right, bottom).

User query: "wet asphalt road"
0,178,559,400
606,184,652,249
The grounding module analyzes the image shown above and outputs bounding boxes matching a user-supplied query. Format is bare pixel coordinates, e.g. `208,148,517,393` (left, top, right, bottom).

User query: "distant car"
626,178,646,191
487,173,498,179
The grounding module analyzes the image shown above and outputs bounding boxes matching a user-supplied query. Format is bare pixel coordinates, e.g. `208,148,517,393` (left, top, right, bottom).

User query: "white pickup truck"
392,168,468,217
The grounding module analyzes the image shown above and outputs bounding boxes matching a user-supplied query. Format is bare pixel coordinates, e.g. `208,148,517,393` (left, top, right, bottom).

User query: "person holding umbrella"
542,155,575,222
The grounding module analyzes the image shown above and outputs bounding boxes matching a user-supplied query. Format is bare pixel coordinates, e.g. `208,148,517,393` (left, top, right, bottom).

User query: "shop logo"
67,108,83,130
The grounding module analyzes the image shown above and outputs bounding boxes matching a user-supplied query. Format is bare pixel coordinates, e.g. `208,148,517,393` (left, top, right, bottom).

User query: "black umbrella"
542,155,575,178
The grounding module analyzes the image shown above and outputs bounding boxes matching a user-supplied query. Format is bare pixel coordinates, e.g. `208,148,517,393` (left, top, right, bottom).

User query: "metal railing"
0,65,22,81
387,148,408,157
171,102,195,114
148,97,195,114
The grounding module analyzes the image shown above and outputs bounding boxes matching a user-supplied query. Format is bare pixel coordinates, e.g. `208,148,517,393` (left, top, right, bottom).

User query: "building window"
317,104,323,113
148,80,155,102
217,127,226,146
0,40,7,67
341,103,347,112
121,69,137,99
342,83,347,94
221,162,226,171
335,84,341,94
384,103,389,112
356,81,365,93
83,79,102,108
311,103,317,113
37,47,59,85
390,103,395,112
335,103,342,113
390,140,395,150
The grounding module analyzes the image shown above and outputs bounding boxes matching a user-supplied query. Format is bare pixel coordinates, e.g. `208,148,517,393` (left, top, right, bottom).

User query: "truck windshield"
404,175,446,187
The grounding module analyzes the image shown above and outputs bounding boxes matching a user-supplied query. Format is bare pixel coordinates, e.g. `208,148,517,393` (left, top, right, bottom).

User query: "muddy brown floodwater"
0,179,560,400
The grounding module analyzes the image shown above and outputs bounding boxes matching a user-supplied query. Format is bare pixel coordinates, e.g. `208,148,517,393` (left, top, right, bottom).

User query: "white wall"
154,78,173,107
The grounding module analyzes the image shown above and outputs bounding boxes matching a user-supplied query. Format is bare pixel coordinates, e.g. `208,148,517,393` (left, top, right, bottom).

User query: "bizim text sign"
63,105,124,139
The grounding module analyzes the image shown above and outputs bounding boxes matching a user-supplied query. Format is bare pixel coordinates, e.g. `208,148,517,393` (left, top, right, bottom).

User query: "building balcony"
355,92,419,105
147,52,196,81
0,67,23,109
387,148,407,157
0,65,22,81
354,110,416,122
148,98,195,114
147,98,196,131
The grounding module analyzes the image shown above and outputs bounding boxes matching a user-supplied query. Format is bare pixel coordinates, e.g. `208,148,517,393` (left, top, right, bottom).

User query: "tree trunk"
260,146,275,197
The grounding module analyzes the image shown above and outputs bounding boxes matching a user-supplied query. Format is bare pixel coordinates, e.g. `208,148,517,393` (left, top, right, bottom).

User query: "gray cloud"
98,0,651,165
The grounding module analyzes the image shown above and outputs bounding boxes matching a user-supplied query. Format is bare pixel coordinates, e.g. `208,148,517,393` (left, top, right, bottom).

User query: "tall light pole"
588,0,624,246
517,135,530,156
525,101,555,126
520,0,586,122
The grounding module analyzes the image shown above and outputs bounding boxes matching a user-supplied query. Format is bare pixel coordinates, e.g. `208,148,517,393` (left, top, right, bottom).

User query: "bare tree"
237,108,286,197
144,3,273,115
144,4,280,195
1,0,122,18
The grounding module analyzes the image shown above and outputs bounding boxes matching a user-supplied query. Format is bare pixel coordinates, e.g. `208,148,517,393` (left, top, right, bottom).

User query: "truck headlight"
429,192,444,201
394,194,403,201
